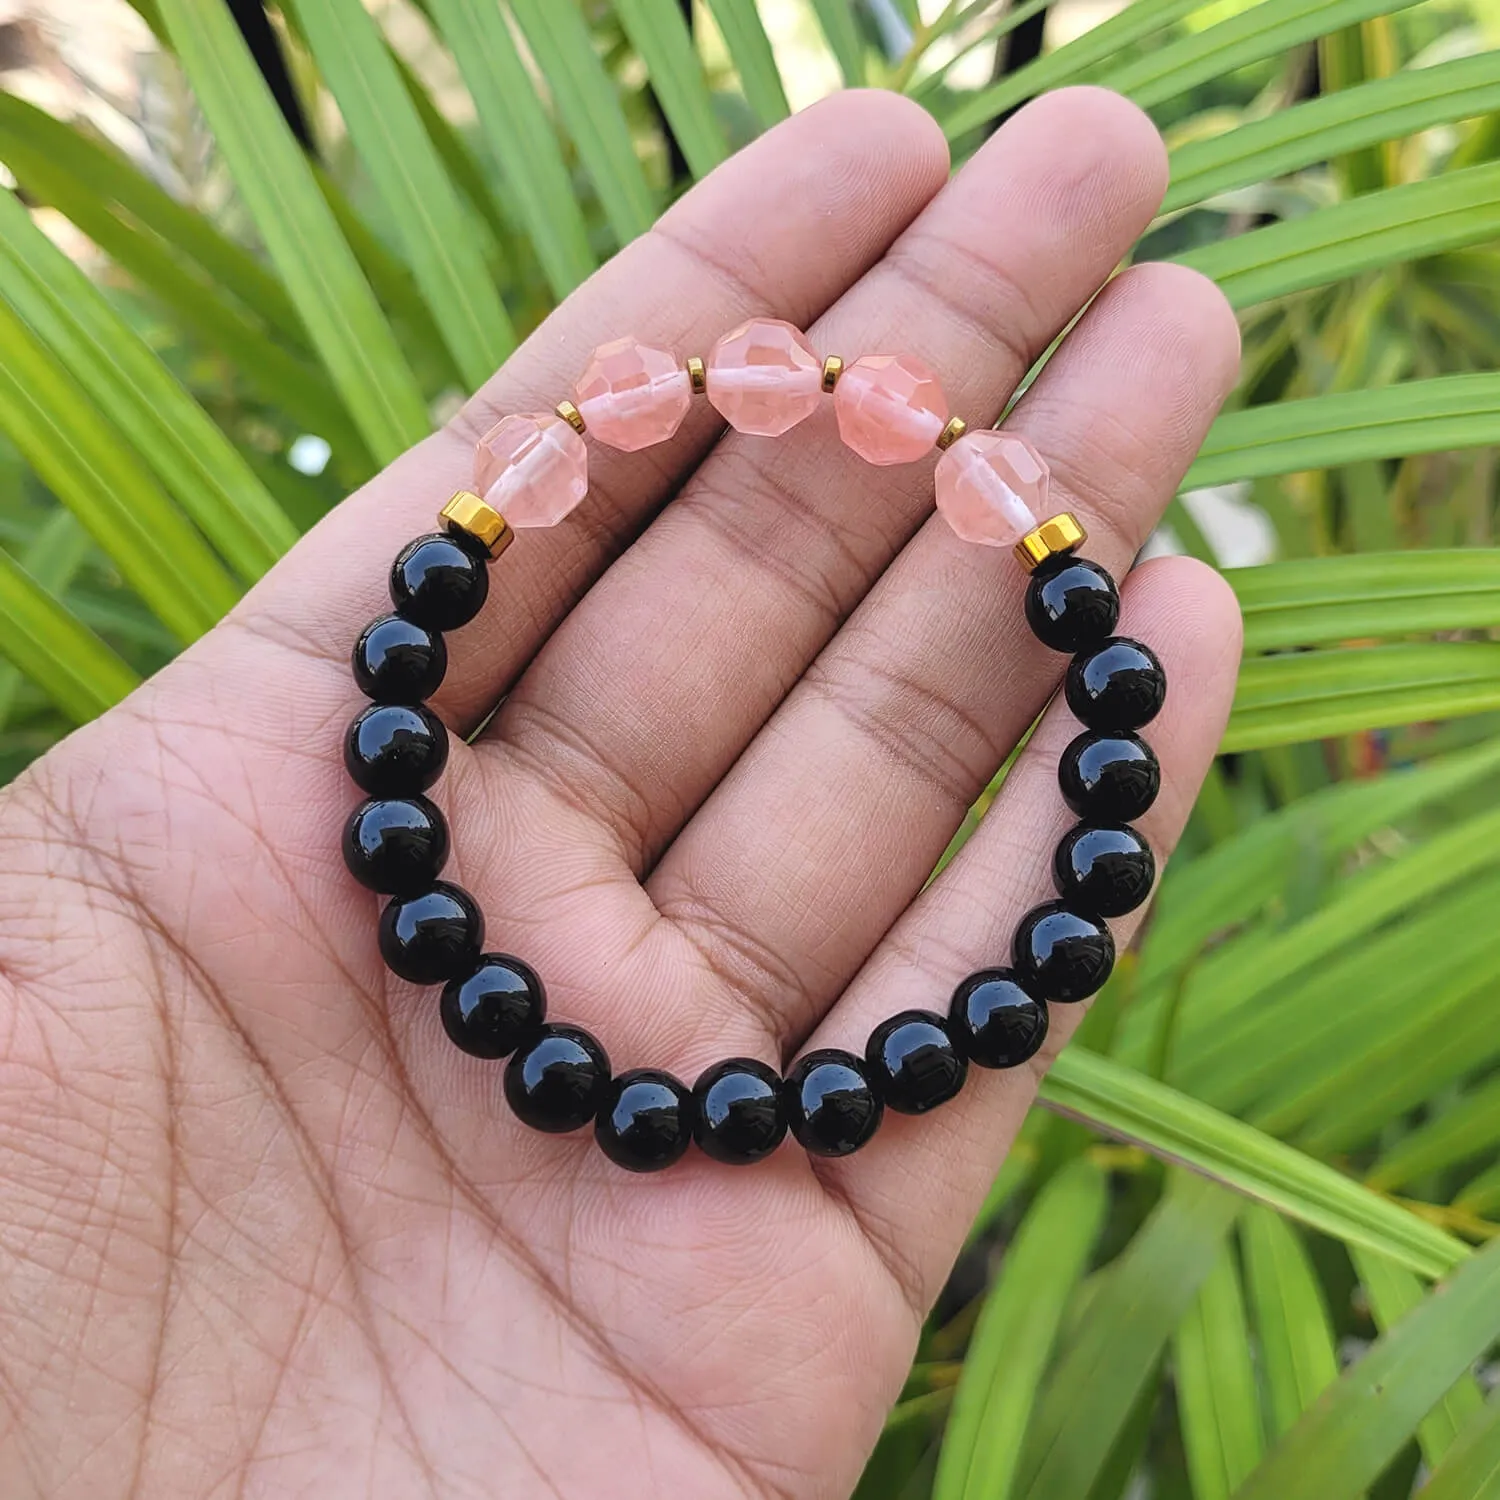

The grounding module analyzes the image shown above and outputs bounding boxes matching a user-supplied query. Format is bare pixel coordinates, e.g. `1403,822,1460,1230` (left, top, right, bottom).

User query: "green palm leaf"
0,520,137,723
1187,375,1500,489
0,188,294,581
1164,49,1500,212
934,1159,1107,1500
287,0,515,389
426,0,597,298
1241,1208,1341,1439
510,0,658,245
154,0,429,463
1232,1235,1500,1500
0,298,237,643
1178,162,1500,308
703,0,790,128
1174,1241,1265,1499
1043,1049,1467,1277
613,0,731,179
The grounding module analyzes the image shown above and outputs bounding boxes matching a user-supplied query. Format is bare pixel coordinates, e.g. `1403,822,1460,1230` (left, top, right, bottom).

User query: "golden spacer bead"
440,490,514,561
555,398,586,434
1014,512,1087,574
935,416,967,451
686,355,707,394
821,355,844,393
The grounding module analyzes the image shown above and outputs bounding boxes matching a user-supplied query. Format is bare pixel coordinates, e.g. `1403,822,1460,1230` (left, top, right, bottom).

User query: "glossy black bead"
595,1069,694,1172
504,1024,610,1134
344,702,448,797
1065,637,1166,732
342,796,448,895
782,1050,883,1158
377,881,484,984
1059,731,1160,822
440,953,545,1059
352,613,447,703
692,1058,787,1165
865,1010,967,1115
948,970,1050,1069
1053,823,1155,918
1024,558,1120,653
390,532,489,633
1013,901,1115,1003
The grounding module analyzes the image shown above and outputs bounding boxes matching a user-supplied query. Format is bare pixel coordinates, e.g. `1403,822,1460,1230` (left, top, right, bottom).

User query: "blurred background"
3,1,1500,1496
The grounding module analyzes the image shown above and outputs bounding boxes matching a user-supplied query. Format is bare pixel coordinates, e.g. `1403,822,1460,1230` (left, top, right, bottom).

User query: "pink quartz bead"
573,335,691,452
474,413,588,529
934,430,1049,547
705,317,822,437
834,353,948,466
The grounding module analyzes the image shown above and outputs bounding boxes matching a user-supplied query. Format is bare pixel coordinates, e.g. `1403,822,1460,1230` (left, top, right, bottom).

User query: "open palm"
0,89,1243,1499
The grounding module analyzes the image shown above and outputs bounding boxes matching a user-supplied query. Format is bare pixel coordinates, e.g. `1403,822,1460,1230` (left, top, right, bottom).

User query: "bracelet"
341,321,1165,1172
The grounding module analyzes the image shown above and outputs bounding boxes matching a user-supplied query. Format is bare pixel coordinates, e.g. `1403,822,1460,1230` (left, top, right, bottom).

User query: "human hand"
0,88,1242,1499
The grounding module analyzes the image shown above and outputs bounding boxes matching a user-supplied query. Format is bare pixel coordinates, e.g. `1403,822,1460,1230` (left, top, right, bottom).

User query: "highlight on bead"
339,316,1167,1170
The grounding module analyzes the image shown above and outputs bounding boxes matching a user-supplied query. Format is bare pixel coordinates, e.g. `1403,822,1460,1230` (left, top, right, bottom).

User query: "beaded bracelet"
341,320,1165,1172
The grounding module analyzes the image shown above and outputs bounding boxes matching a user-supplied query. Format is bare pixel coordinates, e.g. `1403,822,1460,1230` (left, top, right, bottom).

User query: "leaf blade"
934,1158,1108,1500
509,0,658,246
288,0,515,388
425,0,596,297
0,188,296,581
612,0,731,179
0,528,138,723
1042,1049,1468,1278
154,0,430,462
1233,1237,1500,1500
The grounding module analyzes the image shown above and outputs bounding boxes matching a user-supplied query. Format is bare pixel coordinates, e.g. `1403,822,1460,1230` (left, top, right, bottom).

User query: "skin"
0,88,1243,1500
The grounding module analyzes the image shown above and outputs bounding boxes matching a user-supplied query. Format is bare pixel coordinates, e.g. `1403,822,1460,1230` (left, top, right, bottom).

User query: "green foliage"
4,2,1500,1494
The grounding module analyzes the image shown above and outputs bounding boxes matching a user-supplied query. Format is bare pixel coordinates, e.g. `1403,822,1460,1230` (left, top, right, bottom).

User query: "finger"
649,259,1240,1053
803,559,1242,1314
489,88,1166,861
222,90,949,731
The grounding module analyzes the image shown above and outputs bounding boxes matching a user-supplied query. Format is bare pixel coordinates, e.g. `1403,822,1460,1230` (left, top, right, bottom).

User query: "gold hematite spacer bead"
935,416,967,451
1014,512,1087,574
821,355,844,393
440,490,513,560
555,398,586,434
686,355,707,394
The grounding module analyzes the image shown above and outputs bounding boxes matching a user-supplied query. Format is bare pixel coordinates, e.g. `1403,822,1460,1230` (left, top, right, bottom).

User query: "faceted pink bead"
705,317,822,437
573,336,691,452
934,430,1049,547
473,413,588,529
834,353,948,465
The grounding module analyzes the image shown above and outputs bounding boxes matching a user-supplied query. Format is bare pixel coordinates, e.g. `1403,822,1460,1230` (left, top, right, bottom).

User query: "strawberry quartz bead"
934,430,1049,547
834,353,948,465
705,317,822,436
474,413,588,528
574,336,691,452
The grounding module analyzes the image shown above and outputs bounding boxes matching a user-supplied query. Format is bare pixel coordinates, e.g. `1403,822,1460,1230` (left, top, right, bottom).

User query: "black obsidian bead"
344,702,448,797
1013,901,1115,1003
948,970,1050,1069
782,1050,883,1158
504,1024,610,1134
342,796,448,895
692,1058,787,1165
865,1010,967,1115
595,1069,694,1172
1054,823,1155,918
1059,731,1160,823
377,881,484,984
440,953,545,1059
1065,637,1166,732
390,532,489,633
1024,558,1120,653
352,613,447,703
